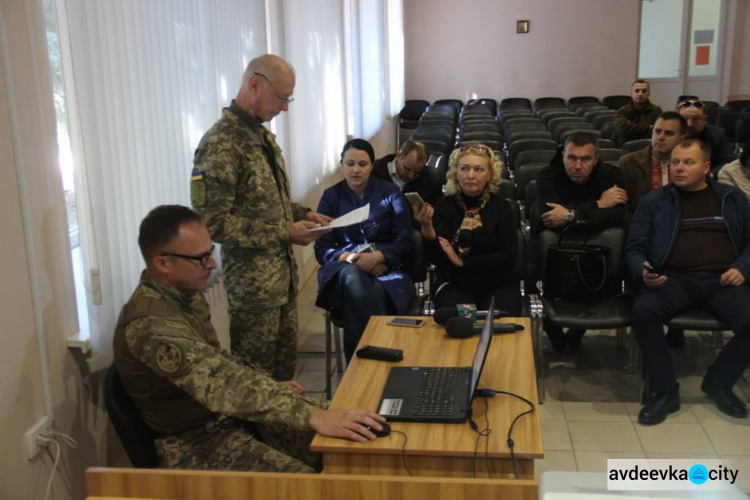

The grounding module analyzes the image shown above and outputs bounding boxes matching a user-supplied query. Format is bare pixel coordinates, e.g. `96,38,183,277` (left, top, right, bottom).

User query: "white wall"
404,0,641,102
728,0,750,98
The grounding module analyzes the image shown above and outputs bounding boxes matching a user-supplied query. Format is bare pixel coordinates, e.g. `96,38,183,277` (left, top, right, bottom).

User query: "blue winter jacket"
624,179,750,287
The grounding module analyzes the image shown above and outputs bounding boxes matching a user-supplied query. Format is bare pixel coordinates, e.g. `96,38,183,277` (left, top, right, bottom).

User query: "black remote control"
356,345,404,362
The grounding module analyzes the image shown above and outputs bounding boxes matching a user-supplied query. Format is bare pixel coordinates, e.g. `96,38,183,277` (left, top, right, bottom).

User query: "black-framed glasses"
162,245,215,268
254,72,295,103
677,99,705,110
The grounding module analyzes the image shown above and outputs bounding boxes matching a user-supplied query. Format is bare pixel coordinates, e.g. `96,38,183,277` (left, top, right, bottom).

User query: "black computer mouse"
364,422,391,438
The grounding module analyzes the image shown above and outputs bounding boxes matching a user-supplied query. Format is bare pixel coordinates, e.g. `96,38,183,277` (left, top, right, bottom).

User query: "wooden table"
310,316,543,479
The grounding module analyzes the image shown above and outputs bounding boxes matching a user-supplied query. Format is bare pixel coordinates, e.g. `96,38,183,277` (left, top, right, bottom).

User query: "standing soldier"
191,54,331,380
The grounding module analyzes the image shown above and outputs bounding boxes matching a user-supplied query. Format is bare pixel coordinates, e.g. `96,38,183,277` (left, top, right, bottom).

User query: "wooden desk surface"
311,316,543,463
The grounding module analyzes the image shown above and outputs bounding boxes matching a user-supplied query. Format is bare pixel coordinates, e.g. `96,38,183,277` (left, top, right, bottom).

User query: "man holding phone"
625,139,750,425
372,140,442,225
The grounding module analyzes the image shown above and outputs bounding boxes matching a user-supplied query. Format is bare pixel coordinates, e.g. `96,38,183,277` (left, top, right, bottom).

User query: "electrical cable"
473,388,535,479
390,429,411,476
39,427,79,500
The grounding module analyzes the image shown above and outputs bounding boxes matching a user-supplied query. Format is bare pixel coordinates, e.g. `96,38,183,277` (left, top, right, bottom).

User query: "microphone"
434,306,509,326
445,316,524,338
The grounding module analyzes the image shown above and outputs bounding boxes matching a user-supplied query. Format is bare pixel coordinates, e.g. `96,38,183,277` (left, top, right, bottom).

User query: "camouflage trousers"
155,406,328,472
230,297,297,381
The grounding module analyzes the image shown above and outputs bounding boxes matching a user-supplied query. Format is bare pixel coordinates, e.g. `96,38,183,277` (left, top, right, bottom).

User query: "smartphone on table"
387,317,426,328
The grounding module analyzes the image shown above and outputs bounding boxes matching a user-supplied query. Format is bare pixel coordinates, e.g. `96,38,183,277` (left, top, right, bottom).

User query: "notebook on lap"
376,299,495,423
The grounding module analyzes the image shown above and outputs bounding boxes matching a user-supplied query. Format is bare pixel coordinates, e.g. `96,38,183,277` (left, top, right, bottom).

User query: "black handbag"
544,223,609,300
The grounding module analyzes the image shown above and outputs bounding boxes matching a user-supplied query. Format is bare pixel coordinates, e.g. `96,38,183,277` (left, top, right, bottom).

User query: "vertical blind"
61,0,267,355
283,0,348,200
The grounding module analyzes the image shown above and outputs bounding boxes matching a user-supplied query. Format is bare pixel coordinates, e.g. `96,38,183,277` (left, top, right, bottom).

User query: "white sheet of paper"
309,203,370,232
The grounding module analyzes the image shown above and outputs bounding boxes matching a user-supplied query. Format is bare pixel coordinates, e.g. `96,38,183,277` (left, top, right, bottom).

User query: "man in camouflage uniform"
191,54,331,380
114,205,385,471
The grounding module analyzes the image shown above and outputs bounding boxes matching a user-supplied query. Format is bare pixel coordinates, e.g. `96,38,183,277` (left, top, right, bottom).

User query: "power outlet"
25,416,51,460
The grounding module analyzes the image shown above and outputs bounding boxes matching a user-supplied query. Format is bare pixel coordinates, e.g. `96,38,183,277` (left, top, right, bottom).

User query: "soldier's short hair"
656,111,688,136
139,205,203,261
564,131,599,154
399,140,428,164
340,138,375,164
632,79,650,90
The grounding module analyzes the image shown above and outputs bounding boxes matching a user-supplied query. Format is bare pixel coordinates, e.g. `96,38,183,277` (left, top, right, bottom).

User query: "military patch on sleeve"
190,169,206,207
155,342,183,375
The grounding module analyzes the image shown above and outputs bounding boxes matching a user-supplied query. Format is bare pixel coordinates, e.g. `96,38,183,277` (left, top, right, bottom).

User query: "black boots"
639,384,680,425
702,369,748,419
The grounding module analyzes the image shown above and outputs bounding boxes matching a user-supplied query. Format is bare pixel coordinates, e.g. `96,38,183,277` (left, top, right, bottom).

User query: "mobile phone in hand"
643,263,656,273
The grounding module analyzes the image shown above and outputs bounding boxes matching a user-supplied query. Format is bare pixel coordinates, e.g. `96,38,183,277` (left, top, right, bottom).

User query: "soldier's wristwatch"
565,209,575,223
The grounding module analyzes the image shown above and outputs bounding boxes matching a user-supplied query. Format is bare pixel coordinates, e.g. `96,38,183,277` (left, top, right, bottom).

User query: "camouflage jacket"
191,101,309,310
113,275,318,436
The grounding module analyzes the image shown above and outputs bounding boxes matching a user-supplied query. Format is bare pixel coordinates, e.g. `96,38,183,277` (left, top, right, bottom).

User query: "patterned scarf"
451,188,491,257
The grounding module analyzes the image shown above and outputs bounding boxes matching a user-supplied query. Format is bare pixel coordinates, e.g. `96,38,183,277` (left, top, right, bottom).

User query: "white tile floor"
294,279,750,484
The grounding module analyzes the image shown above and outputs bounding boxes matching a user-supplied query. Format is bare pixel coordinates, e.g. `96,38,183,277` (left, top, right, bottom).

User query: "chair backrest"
457,130,503,144
540,111,577,126
537,227,626,285
498,109,534,123
411,229,427,283
601,121,616,140
515,229,527,285
592,114,616,130
500,97,532,110
534,97,566,113
724,99,750,112
515,163,547,201
621,138,652,154
498,180,517,202
105,364,158,468
598,148,625,162
575,105,608,117
509,139,558,171
715,111,748,141
597,138,616,149
602,95,631,110
506,198,521,228
507,130,553,144
583,109,615,123
515,149,556,170
736,115,750,144
459,123,500,134
426,153,448,185
547,116,586,133
555,124,597,144
433,99,463,114
568,96,601,111
423,104,457,119
401,100,430,121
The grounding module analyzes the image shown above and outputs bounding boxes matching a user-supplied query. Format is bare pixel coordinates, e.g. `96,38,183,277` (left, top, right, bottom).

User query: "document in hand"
309,203,370,232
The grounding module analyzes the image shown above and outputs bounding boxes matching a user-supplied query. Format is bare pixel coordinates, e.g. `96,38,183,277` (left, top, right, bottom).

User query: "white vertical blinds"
385,0,405,117
283,0,348,200
61,0,267,354
357,0,386,139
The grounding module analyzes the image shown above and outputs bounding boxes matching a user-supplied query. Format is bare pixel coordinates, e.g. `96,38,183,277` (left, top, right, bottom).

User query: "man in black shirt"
534,131,627,352
625,139,750,425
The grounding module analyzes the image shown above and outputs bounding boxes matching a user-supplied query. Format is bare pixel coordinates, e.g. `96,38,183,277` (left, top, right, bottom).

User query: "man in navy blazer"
625,139,750,425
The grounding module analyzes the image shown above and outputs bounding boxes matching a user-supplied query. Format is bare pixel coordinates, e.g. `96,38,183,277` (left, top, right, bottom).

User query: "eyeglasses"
254,72,295,103
459,144,492,156
162,245,215,268
677,99,705,110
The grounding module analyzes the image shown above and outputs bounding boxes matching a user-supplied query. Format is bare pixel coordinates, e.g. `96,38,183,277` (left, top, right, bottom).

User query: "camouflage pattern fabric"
114,275,328,471
191,102,309,372
231,296,298,380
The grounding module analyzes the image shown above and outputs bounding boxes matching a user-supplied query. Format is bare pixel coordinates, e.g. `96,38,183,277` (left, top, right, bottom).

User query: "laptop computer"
376,299,495,423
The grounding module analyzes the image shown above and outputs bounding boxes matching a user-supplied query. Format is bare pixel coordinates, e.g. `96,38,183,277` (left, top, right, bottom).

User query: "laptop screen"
468,297,494,396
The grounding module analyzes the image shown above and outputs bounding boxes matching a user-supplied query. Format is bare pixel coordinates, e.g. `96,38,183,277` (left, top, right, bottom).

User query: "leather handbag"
544,223,609,300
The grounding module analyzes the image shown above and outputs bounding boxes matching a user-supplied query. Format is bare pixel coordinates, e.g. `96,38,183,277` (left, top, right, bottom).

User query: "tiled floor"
294,279,750,487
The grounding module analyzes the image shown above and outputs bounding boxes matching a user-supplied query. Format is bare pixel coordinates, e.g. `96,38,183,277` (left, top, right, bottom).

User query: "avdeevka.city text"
609,464,738,484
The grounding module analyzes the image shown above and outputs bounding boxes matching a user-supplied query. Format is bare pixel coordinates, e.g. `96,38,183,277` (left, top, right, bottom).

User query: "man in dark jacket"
614,79,663,147
678,99,735,175
372,140,442,217
620,112,688,347
625,139,750,425
534,131,627,352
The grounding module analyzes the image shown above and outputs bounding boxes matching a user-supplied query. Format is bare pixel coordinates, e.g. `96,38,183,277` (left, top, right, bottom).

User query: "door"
638,0,725,110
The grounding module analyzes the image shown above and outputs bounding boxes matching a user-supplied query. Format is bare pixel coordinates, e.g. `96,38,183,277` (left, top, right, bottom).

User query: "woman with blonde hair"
415,143,520,315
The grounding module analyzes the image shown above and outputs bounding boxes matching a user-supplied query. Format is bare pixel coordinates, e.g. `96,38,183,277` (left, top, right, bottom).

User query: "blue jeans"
323,266,394,361
632,270,750,394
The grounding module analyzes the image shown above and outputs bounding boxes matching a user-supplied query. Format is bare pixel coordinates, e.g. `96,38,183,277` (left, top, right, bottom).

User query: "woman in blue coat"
315,139,415,361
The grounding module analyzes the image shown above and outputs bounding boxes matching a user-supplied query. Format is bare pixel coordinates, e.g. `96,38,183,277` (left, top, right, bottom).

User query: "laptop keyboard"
412,368,458,417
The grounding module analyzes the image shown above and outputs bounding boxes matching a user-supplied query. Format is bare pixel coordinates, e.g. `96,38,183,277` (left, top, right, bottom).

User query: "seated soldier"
114,205,385,471
678,99,735,175
626,140,750,425
533,131,627,352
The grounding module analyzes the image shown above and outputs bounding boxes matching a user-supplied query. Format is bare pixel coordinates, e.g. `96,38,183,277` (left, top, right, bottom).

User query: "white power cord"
37,427,79,500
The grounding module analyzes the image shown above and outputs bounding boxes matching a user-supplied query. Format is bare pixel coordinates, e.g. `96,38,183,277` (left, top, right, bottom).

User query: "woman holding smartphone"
415,143,520,316
315,139,415,361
